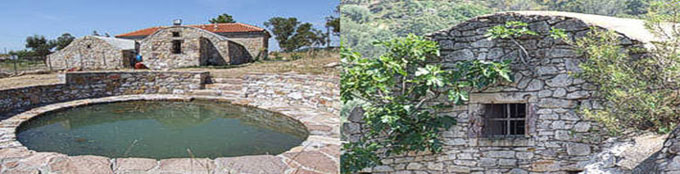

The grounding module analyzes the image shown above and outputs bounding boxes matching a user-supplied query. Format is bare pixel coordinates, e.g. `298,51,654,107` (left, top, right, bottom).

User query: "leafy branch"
340,34,513,173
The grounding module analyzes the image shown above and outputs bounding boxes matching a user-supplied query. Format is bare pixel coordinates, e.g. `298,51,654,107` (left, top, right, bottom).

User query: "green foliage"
341,35,513,173
209,13,236,23
53,33,75,51
326,16,340,35
290,53,303,60
8,49,37,58
340,1,491,58
341,5,372,23
340,17,395,58
25,35,55,60
571,0,680,133
485,21,538,39
264,17,324,52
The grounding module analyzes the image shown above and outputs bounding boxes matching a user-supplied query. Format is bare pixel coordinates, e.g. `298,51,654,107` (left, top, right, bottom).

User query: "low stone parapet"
0,71,208,117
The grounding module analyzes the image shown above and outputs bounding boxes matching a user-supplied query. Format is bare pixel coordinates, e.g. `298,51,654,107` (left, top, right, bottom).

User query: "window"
172,32,180,37
172,40,182,54
87,44,91,49
483,103,526,137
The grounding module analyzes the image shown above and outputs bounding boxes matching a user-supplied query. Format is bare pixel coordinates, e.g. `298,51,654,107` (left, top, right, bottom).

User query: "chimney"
173,19,182,26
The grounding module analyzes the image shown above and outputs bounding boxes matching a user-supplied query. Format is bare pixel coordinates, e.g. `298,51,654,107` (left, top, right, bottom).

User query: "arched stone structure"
48,36,136,70
346,11,667,173
139,26,252,70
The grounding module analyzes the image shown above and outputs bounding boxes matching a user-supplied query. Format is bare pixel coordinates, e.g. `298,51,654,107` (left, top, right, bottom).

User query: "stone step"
190,89,222,96
205,84,242,90
210,78,243,84
220,90,242,97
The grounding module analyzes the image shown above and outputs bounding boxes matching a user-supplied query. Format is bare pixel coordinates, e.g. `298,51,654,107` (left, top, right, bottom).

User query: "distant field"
0,59,48,74
0,49,339,90
181,49,340,78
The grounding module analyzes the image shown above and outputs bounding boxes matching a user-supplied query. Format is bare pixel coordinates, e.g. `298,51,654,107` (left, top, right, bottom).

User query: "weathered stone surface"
538,98,575,108
156,158,215,174
49,155,113,174
526,79,544,91
406,162,423,170
115,158,157,172
574,122,591,132
530,160,560,172
214,155,287,174
537,66,558,76
546,74,573,87
282,151,337,173
567,143,592,156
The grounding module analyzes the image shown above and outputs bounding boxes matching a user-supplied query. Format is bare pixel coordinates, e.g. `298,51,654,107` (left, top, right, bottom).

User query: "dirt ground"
0,74,62,90
0,54,339,90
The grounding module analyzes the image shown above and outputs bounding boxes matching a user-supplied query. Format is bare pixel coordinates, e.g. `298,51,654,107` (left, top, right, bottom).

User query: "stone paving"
0,94,340,174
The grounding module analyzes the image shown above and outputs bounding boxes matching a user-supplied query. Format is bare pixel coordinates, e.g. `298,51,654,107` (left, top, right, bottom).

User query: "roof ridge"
116,23,265,37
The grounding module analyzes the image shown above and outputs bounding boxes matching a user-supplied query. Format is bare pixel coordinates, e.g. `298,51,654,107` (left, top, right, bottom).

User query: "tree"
209,13,236,24
25,35,55,69
264,17,320,52
92,30,100,36
53,33,75,51
340,35,513,173
325,5,341,47
312,29,328,48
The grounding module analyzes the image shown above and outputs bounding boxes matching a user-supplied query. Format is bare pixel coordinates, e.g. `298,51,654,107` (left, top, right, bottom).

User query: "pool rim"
0,94,339,169
14,98,311,159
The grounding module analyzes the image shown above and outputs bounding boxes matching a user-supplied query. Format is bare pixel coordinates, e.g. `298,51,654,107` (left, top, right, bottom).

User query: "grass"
0,59,48,74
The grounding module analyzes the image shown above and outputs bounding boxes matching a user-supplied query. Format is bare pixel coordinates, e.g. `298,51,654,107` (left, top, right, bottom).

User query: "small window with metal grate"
483,103,526,137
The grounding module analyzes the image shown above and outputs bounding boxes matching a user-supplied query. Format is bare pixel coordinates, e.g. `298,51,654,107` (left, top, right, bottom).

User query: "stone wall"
346,12,650,173
218,32,269,59
48,36,133,70
648,127,680,173
140,26,252,70
0,71,207,117
241,73,340,114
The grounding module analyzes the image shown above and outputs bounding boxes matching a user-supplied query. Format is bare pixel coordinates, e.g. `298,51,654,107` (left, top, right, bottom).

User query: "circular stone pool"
16,100,309,159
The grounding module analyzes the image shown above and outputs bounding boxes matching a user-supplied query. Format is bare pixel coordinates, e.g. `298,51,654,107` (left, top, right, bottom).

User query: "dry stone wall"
649,127,680,173
0,71,207,118
241,73,340,114
346,12,648,173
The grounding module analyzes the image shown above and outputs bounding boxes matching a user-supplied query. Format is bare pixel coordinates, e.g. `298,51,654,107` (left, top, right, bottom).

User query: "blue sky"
0,0,339,52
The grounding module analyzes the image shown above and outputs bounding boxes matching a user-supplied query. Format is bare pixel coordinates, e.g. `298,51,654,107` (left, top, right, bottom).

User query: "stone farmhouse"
48,22,269,70
346,11,679,173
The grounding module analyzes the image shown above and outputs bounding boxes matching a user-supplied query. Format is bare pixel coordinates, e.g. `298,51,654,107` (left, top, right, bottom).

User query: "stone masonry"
48,36,136,70
140,26,251,70
345,11,663,173
0,71,207,118
0,71,340,173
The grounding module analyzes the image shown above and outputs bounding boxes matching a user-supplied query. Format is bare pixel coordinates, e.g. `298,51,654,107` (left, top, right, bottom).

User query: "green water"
16,100,308,159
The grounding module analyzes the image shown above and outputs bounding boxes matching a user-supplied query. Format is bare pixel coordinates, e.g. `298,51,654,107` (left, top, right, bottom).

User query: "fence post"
12,55,18,76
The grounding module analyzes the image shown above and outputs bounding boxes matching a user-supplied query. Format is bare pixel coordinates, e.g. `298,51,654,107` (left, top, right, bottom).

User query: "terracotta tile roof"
115,23,267,37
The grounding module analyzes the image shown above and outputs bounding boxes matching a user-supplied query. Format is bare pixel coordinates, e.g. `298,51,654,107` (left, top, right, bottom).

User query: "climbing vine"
340,34,513,173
